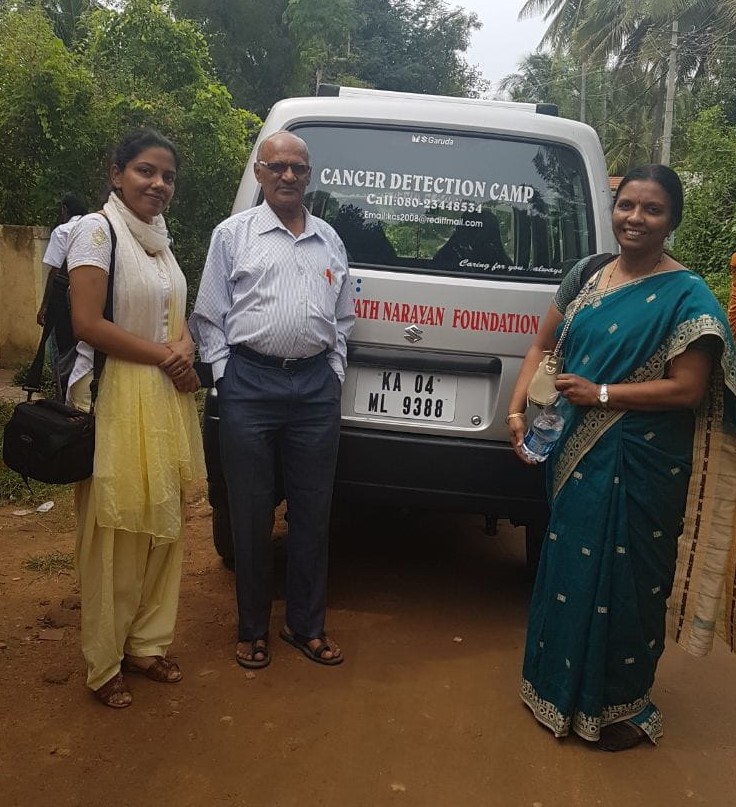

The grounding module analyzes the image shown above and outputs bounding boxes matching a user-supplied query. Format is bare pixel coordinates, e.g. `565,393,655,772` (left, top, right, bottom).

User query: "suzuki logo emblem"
404,325,424,343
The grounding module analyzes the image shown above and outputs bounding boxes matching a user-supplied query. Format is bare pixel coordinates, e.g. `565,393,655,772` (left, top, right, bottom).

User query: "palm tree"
520,0,736,73
519,0,736,163
499,52,569,102
501,53,661,172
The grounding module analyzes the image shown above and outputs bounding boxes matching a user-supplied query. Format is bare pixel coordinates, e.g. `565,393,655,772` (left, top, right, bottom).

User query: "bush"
676,107,736,304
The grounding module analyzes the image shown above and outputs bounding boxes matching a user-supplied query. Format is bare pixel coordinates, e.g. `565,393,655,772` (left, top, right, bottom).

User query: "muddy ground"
0,486,734,807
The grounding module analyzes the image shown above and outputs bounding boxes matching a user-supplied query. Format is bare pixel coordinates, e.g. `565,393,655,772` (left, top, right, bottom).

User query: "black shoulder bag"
2,220,117,486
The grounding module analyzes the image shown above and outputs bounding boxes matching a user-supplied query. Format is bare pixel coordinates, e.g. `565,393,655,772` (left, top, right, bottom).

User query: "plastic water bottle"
521,405,565,463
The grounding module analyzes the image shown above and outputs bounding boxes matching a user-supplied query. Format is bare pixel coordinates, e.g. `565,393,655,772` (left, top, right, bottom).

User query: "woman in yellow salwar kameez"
67,129,204,708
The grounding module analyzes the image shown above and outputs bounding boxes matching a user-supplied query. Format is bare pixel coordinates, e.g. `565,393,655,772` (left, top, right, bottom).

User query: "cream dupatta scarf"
91,192,204,544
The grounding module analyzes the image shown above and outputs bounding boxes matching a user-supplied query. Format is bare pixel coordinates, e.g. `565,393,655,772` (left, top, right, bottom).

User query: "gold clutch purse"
526,272,596,407
527,353,563,407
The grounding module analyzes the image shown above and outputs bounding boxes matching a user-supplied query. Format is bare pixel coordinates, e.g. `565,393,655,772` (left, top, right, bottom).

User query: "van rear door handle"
348,346,501,375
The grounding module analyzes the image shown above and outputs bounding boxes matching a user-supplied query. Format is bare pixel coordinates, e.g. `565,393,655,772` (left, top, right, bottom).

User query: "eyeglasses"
257,160,311,177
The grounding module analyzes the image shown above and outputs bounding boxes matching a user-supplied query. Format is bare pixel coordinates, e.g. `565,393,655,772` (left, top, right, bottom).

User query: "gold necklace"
619,252,665,282
601,259,618,295
603,253,664,295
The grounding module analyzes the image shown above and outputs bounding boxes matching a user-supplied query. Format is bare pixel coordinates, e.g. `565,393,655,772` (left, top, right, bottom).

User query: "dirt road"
0,489,734,807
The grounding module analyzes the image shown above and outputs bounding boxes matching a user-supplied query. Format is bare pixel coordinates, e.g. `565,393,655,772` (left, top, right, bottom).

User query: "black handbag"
2,398,96,484
2,220,117,486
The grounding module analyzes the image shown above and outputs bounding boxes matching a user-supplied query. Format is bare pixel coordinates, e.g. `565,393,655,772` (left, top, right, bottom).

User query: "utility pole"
661,20,678,165
580,61,587,124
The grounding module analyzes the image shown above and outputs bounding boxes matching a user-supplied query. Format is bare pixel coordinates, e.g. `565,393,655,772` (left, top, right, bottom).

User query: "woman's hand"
159,337,195,378
171,367,200,394
506,302,564,466
555,373,599,406
507,413,533,463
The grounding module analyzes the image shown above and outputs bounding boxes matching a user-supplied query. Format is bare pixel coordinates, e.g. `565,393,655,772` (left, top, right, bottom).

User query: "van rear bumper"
334,427,549,524
203,389,548,526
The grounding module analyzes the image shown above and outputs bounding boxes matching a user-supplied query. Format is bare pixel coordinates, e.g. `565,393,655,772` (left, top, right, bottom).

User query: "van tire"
525,521,545,576
212,506,235,570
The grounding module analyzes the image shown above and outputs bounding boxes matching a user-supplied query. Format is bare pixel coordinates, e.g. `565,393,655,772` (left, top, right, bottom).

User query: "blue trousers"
218,351,341,641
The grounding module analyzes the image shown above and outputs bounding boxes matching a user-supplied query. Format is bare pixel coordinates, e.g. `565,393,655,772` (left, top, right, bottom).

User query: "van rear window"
295,124,596,282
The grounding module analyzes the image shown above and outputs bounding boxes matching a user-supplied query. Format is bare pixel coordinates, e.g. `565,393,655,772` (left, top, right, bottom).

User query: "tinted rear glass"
294,124,595,282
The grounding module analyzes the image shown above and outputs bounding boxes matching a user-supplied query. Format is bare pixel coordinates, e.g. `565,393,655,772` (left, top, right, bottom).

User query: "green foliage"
171,0,487,113
85,1,212,99
350,0,487,97
499,52,670,174
170,0,294,117
0,7,101,224
499,51,580,117
513,1,736,175
675,107,736,302
40,0,100,48
284,0,354,94
0,2,260,293
82,1,261,289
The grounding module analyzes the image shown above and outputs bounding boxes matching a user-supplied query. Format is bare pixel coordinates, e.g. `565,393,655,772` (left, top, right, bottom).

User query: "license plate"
353,368,457,422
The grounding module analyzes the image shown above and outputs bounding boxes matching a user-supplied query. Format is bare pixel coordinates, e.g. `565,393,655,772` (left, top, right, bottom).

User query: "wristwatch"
597,384,609,408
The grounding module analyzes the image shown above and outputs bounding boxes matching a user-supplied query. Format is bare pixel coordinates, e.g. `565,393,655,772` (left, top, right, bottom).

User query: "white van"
202,85,617,568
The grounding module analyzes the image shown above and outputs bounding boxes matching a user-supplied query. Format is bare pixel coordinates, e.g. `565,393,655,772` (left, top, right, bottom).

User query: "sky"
456,1,549,94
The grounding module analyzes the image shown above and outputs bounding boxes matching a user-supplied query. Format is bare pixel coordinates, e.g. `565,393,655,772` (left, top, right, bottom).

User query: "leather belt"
233,344,326,370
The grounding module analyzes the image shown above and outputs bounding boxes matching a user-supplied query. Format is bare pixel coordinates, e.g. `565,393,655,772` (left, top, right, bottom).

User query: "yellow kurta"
71,193,204,691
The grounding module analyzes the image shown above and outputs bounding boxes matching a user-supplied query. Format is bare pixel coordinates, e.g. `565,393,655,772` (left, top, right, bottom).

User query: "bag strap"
579,252,616,288
89,216,117,410
24,216,117,406
551,253,616,359
23,318,56,397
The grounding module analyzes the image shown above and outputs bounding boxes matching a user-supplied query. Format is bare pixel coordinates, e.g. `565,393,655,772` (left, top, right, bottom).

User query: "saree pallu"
520,269,736,743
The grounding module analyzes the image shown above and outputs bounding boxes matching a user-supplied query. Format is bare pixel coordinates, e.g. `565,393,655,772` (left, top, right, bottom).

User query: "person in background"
37,192,88,398
67,128,205,708
728,251,736,338
507,164,736,750
190,131,354,670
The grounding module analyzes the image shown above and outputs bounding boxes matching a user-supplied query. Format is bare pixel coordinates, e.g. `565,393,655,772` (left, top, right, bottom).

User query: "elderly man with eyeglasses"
191,131,354,670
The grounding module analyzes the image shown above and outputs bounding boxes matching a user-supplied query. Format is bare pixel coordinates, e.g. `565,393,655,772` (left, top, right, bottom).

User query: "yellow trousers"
75,479,185,691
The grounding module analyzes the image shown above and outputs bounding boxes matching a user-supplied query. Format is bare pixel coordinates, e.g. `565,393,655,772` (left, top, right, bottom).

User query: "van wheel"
212,506,235,570
525,521,546,577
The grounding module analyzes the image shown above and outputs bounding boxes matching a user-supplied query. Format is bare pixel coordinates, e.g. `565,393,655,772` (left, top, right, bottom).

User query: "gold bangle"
505,412,526,424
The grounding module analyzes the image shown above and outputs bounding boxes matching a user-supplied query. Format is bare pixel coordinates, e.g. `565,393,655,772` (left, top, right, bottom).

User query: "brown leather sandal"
94,672,132,709
122,655,183,683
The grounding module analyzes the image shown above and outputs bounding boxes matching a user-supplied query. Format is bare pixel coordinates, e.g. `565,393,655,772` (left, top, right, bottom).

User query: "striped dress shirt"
190,202,354,382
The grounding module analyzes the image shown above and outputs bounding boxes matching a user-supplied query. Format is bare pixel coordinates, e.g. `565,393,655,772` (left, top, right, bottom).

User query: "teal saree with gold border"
520,268,736,744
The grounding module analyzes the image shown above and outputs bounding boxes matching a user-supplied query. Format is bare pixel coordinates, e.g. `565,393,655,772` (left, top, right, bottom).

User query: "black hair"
112,127,180,172
615,164,684,231
60,192,88,218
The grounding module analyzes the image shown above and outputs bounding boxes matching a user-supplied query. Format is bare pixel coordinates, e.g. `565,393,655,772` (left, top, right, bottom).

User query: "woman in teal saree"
507,165,736,751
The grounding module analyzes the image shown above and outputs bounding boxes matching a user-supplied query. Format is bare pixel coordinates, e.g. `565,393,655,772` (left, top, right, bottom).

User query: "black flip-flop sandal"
598,720,648,752
236,636,271,669
279,626,344,666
